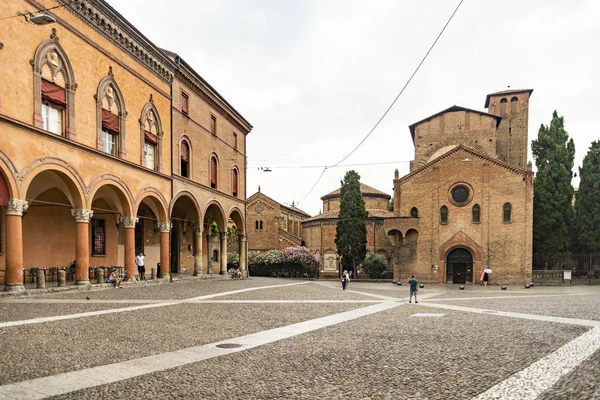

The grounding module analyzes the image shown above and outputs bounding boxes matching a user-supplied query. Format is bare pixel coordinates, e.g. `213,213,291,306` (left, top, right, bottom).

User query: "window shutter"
210,158,217,185
232,169,238,195
181,142,189,162
144,130,158,145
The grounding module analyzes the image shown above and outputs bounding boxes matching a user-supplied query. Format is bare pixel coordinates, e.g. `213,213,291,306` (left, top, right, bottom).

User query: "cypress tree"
531,111,575,253
335,170,367,278
573,141,600,252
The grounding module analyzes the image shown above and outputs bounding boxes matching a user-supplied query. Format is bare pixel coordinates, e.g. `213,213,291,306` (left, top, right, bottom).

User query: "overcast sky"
108,0,600,216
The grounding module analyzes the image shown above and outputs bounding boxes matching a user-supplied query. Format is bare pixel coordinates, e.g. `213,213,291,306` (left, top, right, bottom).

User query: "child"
408,275,418,303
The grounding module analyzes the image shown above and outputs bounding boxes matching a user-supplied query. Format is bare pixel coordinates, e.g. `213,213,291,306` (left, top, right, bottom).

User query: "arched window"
212,249,219,262
140,97,163,171
440,206,448,224
472,204,481,223
32,34,77,139
255,221,259,230
210,155,218,189
232,167,239,197
410,207,419,218
180,139,190,178
500,98,508,115
96,68,126,158
260,221,264,230
510,97,518,114
503,203,512,223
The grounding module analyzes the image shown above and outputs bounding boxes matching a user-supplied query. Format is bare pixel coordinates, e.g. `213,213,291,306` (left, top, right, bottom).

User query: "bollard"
57,270,66,287
96,268,105,284
37,269,46,289
151,268,156,280
459,285,465,290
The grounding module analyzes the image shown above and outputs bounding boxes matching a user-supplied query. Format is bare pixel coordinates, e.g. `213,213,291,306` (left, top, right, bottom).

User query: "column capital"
194,226,204,237
6,199,29,216
238,234,247,242
157,221,171,233
71,208,93,223
219,232,228,240
119,216,139,228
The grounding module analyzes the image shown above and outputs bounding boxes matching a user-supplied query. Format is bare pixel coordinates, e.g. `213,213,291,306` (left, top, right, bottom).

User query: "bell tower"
485,89,533,168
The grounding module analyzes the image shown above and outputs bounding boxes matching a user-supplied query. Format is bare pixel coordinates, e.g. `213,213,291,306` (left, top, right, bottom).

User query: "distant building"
246,189,311,252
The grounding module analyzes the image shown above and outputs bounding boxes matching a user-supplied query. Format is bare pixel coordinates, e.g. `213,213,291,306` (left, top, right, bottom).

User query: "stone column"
193,227,203,276
5,199,28,291
157,222,171,278
238,234,247,274
71,208,94,285
219,232,228,275
119,216,138,281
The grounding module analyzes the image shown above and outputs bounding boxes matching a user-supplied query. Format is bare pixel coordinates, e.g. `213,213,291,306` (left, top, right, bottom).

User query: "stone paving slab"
0,303,139,322
54,307,589,399
537,348,600,400
34,278,285,301
432,293,600,321
218,282,375,301
0,302,365,385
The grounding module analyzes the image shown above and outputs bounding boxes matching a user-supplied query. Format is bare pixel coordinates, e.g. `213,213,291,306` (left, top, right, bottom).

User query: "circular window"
451,186,469,205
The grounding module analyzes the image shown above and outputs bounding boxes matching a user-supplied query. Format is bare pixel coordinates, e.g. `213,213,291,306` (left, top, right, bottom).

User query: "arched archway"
204,201,226,275
133,190,170,279
170,192,201,275
446,248,473,284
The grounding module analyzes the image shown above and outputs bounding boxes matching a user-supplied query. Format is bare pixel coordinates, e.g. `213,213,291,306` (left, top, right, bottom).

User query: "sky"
107,0,600,216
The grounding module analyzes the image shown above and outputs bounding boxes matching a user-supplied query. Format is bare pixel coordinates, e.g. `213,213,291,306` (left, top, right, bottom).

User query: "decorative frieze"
71,208,94,223
6,199,29,216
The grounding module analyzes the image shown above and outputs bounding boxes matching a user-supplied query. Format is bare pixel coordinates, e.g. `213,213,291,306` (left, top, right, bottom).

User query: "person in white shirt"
135,253,145,280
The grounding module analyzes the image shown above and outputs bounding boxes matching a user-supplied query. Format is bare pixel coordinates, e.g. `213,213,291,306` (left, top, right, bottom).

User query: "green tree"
362,252,387,278
335,170,367,277
531,111,575,252
573,141,600,252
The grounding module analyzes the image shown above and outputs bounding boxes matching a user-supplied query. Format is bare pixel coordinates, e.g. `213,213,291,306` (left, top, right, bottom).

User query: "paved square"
0,278,598,399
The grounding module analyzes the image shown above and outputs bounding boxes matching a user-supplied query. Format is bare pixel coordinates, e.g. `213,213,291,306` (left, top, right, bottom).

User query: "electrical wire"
0,3,69,22
253,159,411,170
297,0,464,204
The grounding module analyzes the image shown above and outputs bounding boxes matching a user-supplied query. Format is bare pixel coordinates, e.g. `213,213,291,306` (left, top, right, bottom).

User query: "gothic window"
91,219,106,256
232,167,239,197
210,155,218,189
440,205,448,224
511,96,518,114
32,34,76,138
140,98,163,171
180,139,190,178
503,203,512,223
96,69,126,158
472,204,481,223
410,207,419,218
500,98,508,115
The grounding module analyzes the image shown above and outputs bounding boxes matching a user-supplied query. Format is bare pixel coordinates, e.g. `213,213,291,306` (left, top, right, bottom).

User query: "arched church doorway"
446,248,473,284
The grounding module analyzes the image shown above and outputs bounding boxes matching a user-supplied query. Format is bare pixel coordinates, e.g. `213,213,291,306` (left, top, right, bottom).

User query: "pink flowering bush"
248,246,319,277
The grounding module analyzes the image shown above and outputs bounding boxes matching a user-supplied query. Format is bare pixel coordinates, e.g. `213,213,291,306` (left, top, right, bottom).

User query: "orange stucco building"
0,0,251,290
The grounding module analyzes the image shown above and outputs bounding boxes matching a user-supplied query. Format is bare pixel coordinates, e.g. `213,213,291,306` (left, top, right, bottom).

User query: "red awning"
41,79,66,107
102,109,119,134
145,131,158,145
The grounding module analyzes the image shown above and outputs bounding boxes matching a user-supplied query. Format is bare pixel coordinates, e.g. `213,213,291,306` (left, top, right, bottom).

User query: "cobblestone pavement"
0,278,598,399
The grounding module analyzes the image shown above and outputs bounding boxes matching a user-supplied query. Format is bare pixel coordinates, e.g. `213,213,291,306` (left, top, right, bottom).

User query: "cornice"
56,0,175,84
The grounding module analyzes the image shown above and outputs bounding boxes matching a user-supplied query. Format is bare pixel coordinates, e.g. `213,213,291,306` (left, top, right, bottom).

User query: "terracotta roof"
302,209,394,223
247,192,311,218
408,105,502,142
321,183,391,201
484,89,533,108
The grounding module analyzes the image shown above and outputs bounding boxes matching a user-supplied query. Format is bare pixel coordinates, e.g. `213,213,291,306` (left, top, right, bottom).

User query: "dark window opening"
500,98,508,115
91,219,106,256
210,156,217,189
472,204,481,223
181,141,190,178
260,221,264,230
440,206,448,224
503,203,512,223
232,168,238,197
410,207,418,218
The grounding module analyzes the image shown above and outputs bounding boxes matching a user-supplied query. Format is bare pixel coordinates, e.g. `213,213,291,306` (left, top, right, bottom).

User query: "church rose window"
451,186,469,205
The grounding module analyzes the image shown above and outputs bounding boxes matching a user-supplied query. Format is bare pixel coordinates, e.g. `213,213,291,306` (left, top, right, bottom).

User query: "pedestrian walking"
408,275,418,303
341,270,349,290
482,267,492,287
135,253,146,280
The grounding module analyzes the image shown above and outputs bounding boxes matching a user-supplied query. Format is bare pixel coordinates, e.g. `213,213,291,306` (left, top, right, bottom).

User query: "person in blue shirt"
408,276,418,303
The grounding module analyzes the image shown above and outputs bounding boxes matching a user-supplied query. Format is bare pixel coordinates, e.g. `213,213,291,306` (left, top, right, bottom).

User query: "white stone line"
421,302,600,327
425,292,591,302
0,299,167,304
472,327,600,400
188,300,384,304
0,281,311,329
0,301,401,399
312,282,401,302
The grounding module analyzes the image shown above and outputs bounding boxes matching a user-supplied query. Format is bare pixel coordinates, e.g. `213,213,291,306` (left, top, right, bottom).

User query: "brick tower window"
503,203,512,223
500,98,508,115
410,207,419,218
472,204,481,223
440,206,448,224
511,97,518,114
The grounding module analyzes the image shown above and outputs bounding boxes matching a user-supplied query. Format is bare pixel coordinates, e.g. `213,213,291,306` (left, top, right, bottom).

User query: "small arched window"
510,97,518,114
472,204,481,223
210,156,218,189
440,206,448,224
410,207,419,218
503,203,512,223
255,221,259,230
500,98,508,115
232,167,239,197
212,249,219,262
260,221,264,230
180,140,190,178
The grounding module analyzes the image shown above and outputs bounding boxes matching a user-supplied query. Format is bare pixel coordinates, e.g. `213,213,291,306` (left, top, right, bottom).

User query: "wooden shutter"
210,157,217,185
232,169,238,195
